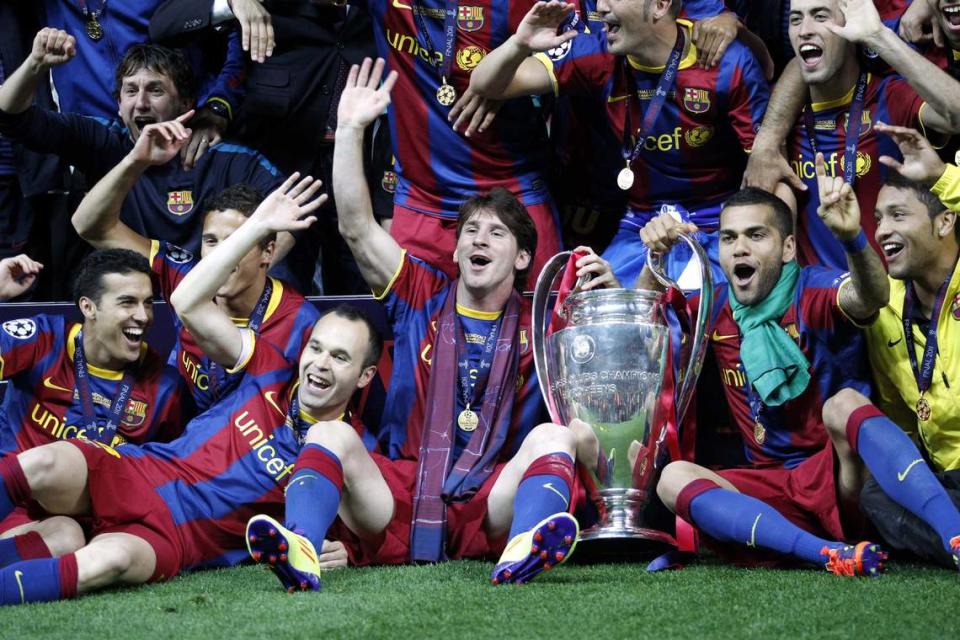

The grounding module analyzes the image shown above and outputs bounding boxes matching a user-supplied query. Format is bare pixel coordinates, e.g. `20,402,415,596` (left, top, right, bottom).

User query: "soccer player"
0,249,184,562
642,163,891,575
0,176,363,606
470,0,770,288
241,59,615,591
72,117,320,413
819,123,960,570
755,0,960,267
0,29,284,255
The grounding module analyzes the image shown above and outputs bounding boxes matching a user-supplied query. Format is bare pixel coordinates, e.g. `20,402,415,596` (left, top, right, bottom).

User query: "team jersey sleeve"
149,240,198,300
0,314,63,381
679,0,727,19
718,42,770,152
881,76,925,132
533,30,615,97
377,251,450,325
797,267,866,328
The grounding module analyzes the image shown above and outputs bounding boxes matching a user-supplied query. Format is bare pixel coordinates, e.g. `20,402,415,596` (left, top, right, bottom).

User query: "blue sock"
285,444,343,553
508,452,574,540
0,532,51,568
856,414,960,553
688,487,842,565
0,554,77,606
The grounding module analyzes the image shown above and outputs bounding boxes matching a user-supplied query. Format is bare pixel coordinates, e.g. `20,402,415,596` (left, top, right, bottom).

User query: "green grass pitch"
2,559,958,639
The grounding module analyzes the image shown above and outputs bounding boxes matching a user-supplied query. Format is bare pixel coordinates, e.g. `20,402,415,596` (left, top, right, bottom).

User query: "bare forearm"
753,59,805,152
73,155,148,246
0,59,45,114
471,36,532,98
842,240,890,319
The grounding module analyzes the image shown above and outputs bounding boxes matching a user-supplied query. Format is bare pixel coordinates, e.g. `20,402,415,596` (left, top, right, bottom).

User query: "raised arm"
814,153,889,319
0,29,76,114
72,113,194,255
0,255,43,302
469,0,576,99
169,174,325,366
831,0,960,133
334,59,404,294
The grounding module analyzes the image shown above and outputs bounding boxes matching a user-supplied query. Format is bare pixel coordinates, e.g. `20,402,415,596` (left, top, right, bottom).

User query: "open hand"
875,122,947,184
251,172,326,233
337,58,399,131
514,1,579,53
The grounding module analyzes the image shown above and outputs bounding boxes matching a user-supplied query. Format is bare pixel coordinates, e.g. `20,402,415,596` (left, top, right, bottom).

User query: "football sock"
0,456,30,521
284,444,343,552
508,452,575,540
848,406,960,553
677,479,842,565
0,553,77,606
0,532,52,568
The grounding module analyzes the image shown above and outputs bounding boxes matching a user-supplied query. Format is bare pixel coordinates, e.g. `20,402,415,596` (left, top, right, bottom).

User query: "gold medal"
916,395,932,422
457,408,479,432
86,17,104,41
436,81,457,107
753,420,766,444
617,166,635,191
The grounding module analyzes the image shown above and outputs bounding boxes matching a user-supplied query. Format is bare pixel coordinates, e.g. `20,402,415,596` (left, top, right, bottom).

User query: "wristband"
842,229,868,254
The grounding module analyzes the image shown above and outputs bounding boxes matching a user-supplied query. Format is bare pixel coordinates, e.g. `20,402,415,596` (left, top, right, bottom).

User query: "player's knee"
37,516,85,557
822,388,870,437
303,420,362,459
519,422,576,459
18,442,71,491
656,461,701,511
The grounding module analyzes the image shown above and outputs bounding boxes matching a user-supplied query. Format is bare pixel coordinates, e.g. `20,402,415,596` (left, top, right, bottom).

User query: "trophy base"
572,527,676,563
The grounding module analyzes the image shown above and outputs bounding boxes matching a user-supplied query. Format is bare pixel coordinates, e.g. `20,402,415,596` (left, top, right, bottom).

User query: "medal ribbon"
73,331,137,444
455,312,501,413
412,0,459,86
208,278,273,400
286,387,309,446
803,71,867,185
621,24,685,170
902,272,952,398
77,0,106,19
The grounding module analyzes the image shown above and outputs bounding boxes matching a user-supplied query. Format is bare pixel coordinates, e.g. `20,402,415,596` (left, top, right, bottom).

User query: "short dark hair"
456,188,538,291
114,44,196,102
73,249,152,306
721,188,795,240
881,172,958,239
318,304,384,369
204,184,274,248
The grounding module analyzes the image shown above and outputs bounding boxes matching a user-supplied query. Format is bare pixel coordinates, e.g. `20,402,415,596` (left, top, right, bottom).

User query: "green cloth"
729,261,810,406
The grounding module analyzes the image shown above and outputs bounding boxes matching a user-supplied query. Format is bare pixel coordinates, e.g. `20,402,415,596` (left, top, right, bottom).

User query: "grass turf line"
1,560,958,639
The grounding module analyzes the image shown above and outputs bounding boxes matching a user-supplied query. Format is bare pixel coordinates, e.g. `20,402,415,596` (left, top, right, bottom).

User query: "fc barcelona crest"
841,109,872,137
167,190,194,216
682,87,711,114
381,170,397,194
457,6,484,32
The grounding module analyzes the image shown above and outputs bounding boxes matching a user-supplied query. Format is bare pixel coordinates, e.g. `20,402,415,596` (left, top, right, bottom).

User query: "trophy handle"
532,251,572,425
644,232,713,424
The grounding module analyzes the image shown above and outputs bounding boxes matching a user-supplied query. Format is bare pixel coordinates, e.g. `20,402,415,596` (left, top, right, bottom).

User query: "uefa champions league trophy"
532,235,713,549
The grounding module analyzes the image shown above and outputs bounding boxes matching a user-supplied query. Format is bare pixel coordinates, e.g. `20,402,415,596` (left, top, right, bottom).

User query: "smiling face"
875,185,953,281
201,209,273,305
719,204,796,306
79,271,154,369
297,313,377,419
117,67,190,142
788,0,857,87
453,210,530,302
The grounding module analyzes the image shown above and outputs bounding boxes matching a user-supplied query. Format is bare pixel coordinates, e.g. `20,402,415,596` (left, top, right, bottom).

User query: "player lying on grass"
244,58,617,591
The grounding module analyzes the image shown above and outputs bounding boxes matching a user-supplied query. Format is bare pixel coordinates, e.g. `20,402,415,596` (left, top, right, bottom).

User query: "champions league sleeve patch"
547,40,572,61
165,245,194,264
3,318,37,340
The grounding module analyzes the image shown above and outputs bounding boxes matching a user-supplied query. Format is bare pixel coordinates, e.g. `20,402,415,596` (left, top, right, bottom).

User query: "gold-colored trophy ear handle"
642,232,714,425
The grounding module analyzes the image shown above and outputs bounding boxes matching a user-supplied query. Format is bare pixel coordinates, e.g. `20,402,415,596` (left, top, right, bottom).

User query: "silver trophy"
532,235,713,548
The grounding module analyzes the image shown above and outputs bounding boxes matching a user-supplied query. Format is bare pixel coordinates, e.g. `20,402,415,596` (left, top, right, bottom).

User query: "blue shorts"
603,225,725,292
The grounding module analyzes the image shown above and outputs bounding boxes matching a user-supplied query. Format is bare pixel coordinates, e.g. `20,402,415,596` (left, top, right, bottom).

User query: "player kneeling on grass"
244,58,618,591
643,162,891,576
0,176,377,606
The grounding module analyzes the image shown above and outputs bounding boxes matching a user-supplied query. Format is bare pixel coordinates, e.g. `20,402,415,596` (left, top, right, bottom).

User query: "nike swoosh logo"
712,330,738,342
897,458,924,482
888,336,903,348
392,0,412,10
607,94,631,103
543,482,570,508
747,513,761,548
264,391,285,419
43,377,73,393
14,570,24,604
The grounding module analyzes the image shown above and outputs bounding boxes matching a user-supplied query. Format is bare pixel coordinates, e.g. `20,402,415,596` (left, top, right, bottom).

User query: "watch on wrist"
203,98,232,122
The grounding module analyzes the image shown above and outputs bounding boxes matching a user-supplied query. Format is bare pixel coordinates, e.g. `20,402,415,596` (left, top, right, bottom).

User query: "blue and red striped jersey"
357,0,552,218
536,21,769,228
788,74,925,268
0,314,184,454
377,252,542,461
150,240,320,412
697,267,871,468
